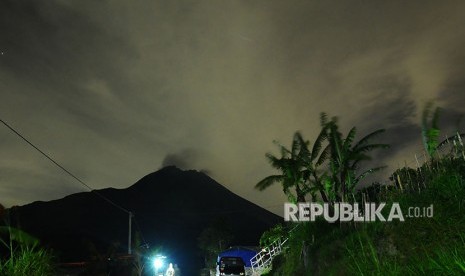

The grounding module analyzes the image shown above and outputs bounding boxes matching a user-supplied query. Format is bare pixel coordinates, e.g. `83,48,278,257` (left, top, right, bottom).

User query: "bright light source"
153,257,164,269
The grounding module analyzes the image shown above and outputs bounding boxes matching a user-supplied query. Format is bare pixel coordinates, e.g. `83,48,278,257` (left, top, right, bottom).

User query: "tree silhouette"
255,132,313,203
197,218,233,269
324,115,389,202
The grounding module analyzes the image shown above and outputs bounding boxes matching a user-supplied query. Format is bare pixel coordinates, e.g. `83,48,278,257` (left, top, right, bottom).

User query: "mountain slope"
9,166,281,274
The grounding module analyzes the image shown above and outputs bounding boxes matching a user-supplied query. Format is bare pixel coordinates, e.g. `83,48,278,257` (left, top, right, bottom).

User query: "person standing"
166,263,175,276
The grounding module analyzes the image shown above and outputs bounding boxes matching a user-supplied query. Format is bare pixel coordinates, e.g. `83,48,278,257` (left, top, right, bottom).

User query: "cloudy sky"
1,0,464,215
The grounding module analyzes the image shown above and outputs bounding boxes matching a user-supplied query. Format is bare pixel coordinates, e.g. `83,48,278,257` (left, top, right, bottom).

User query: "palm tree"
255,132,311,203
324,115,389,202
256,113,388,204
300,113,331,203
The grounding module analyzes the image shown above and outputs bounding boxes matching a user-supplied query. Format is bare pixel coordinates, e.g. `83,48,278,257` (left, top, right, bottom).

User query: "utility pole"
128,211,133,255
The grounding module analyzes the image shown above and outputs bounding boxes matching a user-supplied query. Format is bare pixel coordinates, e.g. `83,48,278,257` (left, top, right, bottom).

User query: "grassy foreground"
265,154,465,275
0,225,55,276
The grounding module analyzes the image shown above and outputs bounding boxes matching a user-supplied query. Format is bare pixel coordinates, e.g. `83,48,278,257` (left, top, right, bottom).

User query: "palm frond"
353,129,386,151
265,153,285,170
343,127,357,152
294,132,310,161
353,143,390,154
291,132,302,158
255,175,285,191
272,140,291,158
329,122,343,165
311,125,328,162
320,112,329,127
316,144,331,167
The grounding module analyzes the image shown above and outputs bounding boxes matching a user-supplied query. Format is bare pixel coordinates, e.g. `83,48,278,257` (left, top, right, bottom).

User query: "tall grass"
345,231,400,276
264,143,465,275
345,232,465,275
0,212,55,276
0,245,55,276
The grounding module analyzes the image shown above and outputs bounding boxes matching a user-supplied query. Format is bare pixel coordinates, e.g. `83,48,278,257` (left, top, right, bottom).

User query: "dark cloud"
0,1,133,79
161,149,198,169
1,0,465,212
161,149,211,175
439,81,465,127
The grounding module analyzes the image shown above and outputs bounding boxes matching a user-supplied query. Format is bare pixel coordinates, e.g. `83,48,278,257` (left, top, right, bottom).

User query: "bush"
0,246,55,276
0,215,55,276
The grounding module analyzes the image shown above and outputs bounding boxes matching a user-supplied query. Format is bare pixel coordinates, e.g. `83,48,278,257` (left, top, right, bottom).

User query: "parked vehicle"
216,256,245,276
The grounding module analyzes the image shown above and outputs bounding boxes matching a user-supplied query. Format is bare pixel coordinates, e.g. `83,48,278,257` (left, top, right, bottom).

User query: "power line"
0,118,130,214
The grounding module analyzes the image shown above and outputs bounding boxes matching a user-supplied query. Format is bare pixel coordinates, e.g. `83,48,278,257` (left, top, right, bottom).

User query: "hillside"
8,166,281,274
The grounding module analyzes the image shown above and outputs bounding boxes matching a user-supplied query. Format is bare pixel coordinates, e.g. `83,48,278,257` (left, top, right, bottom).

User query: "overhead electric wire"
1,117,284,244
0,118,130,214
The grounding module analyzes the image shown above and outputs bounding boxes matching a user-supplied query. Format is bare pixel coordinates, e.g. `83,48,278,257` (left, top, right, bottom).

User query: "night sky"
1,1,464,215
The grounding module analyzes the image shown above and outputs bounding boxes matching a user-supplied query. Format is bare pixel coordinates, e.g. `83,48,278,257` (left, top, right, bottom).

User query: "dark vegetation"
257,104,465,275
0,203,55,275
